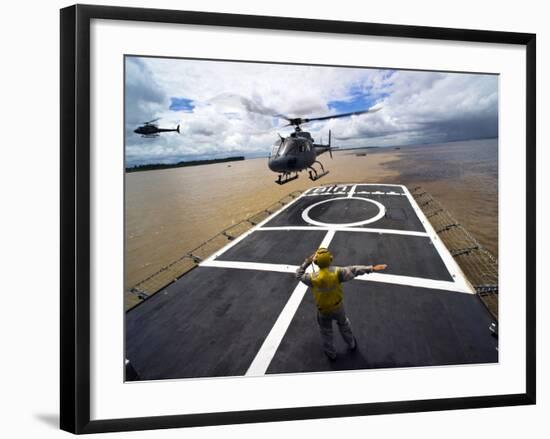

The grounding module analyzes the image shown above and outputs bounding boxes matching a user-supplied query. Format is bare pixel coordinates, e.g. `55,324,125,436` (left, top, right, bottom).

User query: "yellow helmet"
314,248,333,268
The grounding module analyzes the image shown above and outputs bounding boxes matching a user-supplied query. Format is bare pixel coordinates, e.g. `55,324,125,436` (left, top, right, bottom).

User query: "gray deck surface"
329,232,452,281
126,184,497,381
267,281,496,374
126,268,296,380
218,229,326,265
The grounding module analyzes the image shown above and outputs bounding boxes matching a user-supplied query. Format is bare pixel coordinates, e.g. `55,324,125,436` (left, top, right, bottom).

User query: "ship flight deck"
126,184,498,380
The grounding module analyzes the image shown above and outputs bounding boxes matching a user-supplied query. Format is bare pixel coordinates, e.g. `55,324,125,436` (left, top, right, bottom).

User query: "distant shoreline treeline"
126,156,245,172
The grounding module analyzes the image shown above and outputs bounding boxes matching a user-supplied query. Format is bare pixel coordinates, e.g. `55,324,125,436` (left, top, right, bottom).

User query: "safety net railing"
125,190,304,311
411,187,499,319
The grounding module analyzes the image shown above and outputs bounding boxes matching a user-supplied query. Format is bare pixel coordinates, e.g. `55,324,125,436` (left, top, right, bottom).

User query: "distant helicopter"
268,108,380,184
134,118,180,138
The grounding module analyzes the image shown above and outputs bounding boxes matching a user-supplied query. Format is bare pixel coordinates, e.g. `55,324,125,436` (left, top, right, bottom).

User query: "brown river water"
125,138,498,289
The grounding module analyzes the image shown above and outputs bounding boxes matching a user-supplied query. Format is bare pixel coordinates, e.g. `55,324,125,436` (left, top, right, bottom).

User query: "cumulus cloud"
125,56,498,165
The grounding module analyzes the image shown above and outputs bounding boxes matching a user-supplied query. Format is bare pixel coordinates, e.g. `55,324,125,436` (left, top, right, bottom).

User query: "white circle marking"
302,196,386,227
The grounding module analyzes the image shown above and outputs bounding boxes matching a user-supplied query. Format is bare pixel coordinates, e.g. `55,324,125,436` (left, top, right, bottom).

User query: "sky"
125,56,498,166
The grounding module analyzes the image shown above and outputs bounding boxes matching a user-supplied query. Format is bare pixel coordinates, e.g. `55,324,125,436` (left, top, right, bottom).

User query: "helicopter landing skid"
308,170,329,181
275,172,299,185
308,162,329,181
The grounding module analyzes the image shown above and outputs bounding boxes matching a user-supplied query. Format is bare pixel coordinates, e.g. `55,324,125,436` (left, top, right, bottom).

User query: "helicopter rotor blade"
273,113,292,122
276,107,381,128
143,117,160,124
302,107,381,124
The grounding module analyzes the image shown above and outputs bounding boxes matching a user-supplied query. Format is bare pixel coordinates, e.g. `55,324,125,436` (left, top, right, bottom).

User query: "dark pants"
316,305,355,356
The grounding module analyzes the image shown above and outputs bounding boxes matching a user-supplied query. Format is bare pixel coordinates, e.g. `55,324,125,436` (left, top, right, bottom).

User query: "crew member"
296,248,387,360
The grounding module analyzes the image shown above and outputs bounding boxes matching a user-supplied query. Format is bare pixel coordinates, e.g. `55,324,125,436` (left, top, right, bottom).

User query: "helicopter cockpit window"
279,140,299,156
271,139,283,157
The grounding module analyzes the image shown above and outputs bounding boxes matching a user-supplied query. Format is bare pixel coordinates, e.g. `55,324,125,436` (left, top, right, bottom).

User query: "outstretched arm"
338,264,387,282
295,254,315,286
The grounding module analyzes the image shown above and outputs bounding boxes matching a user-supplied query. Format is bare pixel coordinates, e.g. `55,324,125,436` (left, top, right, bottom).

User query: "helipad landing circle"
302,196,386,227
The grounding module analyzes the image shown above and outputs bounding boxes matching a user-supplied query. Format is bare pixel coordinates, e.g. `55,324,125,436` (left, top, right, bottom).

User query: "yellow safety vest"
311,268,343,314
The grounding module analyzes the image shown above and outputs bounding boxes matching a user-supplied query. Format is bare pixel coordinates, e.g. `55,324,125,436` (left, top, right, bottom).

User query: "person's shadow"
34,413,58,429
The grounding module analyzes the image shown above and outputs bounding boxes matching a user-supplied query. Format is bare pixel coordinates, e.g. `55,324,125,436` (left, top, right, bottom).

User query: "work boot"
348,336,357,352
324,350,337,361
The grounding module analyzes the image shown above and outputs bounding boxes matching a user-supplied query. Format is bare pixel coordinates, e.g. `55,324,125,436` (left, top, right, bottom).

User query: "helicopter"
268,108,380,184
134,118,180,138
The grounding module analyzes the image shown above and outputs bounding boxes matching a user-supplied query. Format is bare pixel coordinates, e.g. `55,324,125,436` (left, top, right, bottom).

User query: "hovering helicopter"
134,118,180,138
268,108,380,184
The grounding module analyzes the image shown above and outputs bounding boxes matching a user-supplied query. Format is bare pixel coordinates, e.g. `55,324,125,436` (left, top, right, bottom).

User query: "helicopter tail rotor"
176,124,180,133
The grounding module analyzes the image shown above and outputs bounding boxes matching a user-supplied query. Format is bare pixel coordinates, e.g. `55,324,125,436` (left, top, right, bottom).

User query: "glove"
303,256,314,266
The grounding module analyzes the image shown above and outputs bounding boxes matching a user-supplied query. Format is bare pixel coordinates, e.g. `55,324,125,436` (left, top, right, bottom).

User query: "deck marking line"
245,282,309,376
200,185,471,295
200,260,296,273
354,272,470,292
318,229,336,249
257,226,429,237
200,259,470,294
201,190,306,264
304,193,344,197
401,185,475,294
305,191,405,197
356,183,404,188
302,196,386,227
245,228,337,375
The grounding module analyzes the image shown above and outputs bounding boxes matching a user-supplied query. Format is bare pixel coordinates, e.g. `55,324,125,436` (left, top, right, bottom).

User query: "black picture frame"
60,4,536,434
